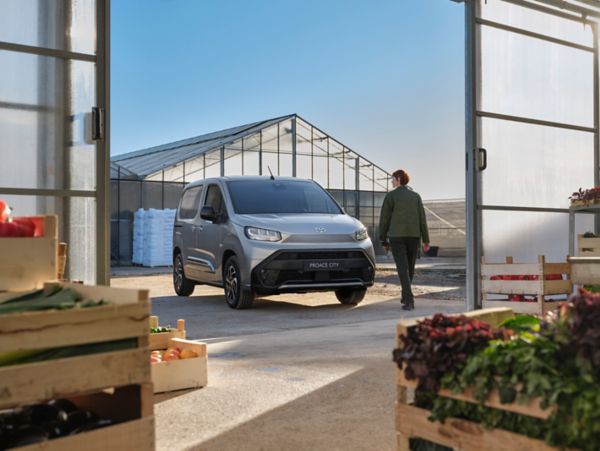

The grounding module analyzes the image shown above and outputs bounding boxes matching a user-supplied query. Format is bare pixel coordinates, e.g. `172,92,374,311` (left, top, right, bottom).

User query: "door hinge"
92,107,104,140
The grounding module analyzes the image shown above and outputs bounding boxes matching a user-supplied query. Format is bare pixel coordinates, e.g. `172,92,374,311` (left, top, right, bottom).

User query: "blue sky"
111,0,465,199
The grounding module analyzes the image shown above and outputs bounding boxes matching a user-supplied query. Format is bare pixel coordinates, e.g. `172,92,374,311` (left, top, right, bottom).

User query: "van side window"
178,186,203,219
204,185,226,221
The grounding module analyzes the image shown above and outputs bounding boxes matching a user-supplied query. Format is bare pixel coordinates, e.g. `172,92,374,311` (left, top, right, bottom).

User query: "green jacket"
378,186,429,243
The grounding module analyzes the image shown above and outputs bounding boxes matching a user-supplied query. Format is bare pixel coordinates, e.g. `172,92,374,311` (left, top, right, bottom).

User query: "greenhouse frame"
110,114,393,264
458,0,600,309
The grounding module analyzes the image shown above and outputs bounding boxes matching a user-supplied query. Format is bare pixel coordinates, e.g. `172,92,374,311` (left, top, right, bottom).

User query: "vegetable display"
0,284,106,315
570,186,600,206
150,347,198,364
394,290,600,450
0,201,42,237
0,399,116,449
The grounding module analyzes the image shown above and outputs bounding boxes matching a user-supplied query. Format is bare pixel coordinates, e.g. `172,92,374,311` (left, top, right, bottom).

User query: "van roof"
185,176,314,189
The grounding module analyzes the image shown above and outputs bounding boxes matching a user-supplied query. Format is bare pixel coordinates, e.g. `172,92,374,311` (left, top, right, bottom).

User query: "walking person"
379,169,430,310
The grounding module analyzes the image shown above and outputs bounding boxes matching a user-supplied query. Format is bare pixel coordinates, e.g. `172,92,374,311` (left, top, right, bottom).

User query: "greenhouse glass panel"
224,147,243,176
69,197,96,284
262,151,278,177
313,155,328,187
0,0,96,54
296,126,312,157
480,119,594,209
328,140,344,189
261,125,278,152
184,156,205,182
279,119,293,154
359,161,374,193
204,149,221,178
360,191,375,207
297,154,312,179
163,163,184,182
243,150,260,175
482,210,593,262
480,26,593,127
145,172,162,182
479,0,593,46
243,133,260,151
374,168,389,192
279,153,293,177
344,151,357,190
313,129,328,156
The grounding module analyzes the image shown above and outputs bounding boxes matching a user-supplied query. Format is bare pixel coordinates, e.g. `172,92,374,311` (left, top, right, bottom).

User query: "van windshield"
227,180,343,215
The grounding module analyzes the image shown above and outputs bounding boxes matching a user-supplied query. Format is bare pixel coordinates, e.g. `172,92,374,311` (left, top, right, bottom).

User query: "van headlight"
245,226,282,242
355,227,368,241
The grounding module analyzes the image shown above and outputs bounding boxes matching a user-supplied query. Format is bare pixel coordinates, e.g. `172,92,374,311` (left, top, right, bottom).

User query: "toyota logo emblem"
314,227,326,233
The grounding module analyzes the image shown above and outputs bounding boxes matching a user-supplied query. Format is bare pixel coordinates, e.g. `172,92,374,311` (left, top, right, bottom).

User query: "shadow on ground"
183,358,396,451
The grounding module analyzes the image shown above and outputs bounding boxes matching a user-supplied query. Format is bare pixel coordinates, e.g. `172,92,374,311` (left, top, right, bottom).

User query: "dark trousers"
389,237,420,305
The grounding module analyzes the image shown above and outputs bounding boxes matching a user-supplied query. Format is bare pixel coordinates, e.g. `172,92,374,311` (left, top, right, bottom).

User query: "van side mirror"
200,206,217,222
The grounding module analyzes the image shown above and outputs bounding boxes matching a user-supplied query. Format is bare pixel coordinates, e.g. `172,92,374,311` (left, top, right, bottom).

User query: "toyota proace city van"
173,176,375,309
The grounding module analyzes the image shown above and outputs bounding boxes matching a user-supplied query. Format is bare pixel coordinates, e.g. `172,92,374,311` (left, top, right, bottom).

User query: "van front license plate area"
304,260,344,272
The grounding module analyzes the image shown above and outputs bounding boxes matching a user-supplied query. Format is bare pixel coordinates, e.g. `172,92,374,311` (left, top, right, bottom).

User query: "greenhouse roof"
112,114,295,178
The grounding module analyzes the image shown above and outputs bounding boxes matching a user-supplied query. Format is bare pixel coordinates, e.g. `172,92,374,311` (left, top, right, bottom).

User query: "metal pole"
220,146,225,177
96,0,110,285
259,131,263,175
291,116,297,177
355,158,360,220
465,0,481,310
310,126,314,180
594,23,600,235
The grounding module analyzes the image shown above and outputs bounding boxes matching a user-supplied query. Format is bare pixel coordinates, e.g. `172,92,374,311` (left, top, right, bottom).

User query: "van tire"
224,256,255,309
335,287,367,305
173,252,195,296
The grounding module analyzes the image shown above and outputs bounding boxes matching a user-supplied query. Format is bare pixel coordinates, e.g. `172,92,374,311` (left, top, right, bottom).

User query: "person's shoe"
402,303,414,311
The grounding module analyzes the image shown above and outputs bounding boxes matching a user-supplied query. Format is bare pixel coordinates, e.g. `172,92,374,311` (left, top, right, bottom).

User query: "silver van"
173,176,376,309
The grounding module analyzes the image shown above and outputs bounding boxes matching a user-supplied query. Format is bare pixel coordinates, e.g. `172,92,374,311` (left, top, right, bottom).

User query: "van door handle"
478,148,487,171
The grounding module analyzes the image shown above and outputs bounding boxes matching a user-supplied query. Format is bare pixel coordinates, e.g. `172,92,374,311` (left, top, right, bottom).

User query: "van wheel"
335,288,367,305
173,252,195,296
224,256,255,309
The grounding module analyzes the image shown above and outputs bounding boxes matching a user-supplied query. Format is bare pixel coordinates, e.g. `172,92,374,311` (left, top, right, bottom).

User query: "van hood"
234,213,364,235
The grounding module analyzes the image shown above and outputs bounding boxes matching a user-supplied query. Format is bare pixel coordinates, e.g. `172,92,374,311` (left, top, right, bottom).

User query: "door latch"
91,107,104,140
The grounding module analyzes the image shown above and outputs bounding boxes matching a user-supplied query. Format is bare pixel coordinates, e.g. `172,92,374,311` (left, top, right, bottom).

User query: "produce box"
0,282,154,450
569,256,600,285
149,316,186,351
151,338,207,394
394,308,557,450
393,299,599,451
481,256,571,315
577,234,600,257
0,215,58,291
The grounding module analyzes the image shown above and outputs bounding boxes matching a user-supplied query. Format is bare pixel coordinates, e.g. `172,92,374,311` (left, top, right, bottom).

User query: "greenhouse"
110,114,393,264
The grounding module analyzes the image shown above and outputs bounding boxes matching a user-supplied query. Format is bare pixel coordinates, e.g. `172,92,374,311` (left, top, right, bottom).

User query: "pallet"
149,316,186,351
0,215,58,291
152,338,207,393
0,282,154,450
395,308,557,451
568,256,600,285
577,235,600,257
481,256,571,315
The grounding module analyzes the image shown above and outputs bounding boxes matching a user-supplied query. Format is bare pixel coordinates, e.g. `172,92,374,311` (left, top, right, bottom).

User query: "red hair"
392,169,410,186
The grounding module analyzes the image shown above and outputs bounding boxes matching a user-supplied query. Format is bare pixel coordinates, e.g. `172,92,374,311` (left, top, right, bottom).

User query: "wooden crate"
577,235,600,257
152,338,207,393
569,256,600,285
0,215,58,291
0,282,154,450
481,256,571,315
149,316,186,351
16,385,155,451
395,308,556,451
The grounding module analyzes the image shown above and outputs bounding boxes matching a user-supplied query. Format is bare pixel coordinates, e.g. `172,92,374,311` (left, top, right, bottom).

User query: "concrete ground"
111,259,467,451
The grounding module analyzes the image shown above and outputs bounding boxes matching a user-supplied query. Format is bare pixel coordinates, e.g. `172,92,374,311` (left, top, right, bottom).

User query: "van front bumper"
251,249,375,294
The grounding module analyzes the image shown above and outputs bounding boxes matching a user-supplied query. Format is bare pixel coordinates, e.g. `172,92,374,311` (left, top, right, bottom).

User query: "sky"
111,0,466,200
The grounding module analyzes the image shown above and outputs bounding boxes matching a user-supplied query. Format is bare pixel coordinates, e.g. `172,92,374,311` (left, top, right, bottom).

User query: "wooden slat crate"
152,338,207,393
395,308,557,451
481,256,571,315
577,235,600,256
568,256,600,285
149,316,186,351
0,282,154,450
0,215,58,291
